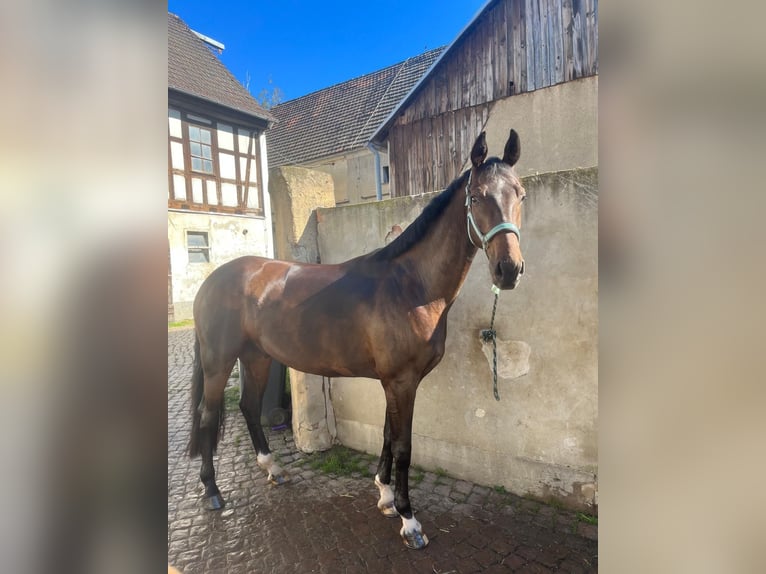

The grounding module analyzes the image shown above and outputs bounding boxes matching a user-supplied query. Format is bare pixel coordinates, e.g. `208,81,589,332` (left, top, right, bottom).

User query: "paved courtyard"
168,328,597,573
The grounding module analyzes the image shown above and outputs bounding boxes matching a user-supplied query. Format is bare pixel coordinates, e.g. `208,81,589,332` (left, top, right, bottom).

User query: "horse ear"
502,129,521,167
470,131,488,168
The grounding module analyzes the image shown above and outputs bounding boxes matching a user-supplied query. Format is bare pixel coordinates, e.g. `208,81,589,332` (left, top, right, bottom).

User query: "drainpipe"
367,142,383,201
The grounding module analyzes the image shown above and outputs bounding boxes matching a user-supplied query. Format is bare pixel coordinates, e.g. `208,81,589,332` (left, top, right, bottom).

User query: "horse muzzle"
492,258,525,290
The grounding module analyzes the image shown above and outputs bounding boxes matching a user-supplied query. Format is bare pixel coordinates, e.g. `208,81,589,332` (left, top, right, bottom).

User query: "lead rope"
481,286,501,401
466,169,504,401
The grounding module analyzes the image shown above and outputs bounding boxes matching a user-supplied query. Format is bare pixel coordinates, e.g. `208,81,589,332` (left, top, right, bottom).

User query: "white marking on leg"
256,452,283,480
400,513,429,547
400,514,422,535
374,474,395,509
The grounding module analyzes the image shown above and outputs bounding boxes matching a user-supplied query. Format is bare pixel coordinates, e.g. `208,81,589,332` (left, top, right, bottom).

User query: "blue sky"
168,0,488,103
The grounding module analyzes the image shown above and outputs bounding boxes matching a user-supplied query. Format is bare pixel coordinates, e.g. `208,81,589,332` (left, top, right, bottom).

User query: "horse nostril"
520,260,525,275
495,262,503,279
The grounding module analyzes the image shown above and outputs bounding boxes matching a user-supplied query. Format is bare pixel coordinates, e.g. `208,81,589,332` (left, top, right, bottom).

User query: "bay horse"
188,129,526,549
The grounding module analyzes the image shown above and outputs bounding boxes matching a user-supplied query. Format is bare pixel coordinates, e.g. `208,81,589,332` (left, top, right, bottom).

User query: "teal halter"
464,170,521,251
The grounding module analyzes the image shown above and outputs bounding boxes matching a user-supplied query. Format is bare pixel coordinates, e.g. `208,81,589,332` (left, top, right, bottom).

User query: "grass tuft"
576,512,598,525
304,446,373,477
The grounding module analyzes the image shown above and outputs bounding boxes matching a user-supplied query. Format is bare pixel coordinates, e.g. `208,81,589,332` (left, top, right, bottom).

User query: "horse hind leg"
239,348,288,485
188,331,236,510
197,369,233,510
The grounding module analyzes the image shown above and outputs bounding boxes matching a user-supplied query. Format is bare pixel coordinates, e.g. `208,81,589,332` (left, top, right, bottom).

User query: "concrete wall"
479,77,598,178
316,167,598,510
303,148,391,206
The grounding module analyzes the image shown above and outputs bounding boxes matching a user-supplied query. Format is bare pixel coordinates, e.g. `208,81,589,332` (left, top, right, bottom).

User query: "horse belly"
252,307,377,379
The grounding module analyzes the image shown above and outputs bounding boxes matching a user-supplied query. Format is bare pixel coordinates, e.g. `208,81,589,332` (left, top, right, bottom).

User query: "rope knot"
480,329,496,343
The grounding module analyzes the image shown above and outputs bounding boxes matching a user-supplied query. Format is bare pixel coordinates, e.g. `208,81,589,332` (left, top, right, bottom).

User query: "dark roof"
267,47,445,168
168,12,275,124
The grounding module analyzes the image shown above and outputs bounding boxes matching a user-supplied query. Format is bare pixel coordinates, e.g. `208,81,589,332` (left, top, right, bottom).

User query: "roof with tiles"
267,46,444,168
168,12,275,124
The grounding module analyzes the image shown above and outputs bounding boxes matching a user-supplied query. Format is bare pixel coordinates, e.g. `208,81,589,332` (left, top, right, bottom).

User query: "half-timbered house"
167,13,276,320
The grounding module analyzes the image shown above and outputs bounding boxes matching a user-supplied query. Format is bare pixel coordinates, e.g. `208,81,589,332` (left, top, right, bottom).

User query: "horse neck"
404,184,478,304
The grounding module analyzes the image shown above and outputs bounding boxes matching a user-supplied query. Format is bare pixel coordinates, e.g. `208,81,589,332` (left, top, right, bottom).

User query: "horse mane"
369,171,469,262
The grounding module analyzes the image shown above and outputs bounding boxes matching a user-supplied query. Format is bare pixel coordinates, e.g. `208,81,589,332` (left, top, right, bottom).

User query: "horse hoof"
205,493,226,511
269,473,290,486
401,529,429,550
378,502,399,518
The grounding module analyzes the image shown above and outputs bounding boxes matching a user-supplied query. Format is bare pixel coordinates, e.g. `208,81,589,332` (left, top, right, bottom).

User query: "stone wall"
268,166,338,452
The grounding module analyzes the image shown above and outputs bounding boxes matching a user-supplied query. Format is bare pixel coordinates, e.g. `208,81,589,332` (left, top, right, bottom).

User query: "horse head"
466,129,526,290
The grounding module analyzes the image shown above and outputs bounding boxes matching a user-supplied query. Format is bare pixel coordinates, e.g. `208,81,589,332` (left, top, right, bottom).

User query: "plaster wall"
476,77,598,178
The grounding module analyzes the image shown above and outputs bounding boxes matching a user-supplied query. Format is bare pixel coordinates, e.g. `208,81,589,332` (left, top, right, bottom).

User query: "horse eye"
520,195,527,202
470,196,479,204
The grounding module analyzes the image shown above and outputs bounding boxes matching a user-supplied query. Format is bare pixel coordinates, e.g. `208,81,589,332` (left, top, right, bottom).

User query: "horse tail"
188,333,205,457
188,332,227,457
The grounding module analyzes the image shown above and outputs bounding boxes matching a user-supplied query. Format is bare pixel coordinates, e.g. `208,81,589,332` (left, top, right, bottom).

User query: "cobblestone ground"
169,328,597,573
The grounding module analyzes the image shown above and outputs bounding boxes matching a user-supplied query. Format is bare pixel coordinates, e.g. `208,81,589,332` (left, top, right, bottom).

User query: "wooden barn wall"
390,0,597,196
389,104,491,198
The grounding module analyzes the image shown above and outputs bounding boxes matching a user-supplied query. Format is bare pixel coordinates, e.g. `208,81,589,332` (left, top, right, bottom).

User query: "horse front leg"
374,412,398,517
384,381,429,549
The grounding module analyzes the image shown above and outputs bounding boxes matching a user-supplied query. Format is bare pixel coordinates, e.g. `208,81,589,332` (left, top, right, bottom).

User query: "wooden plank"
393,147,400,198
587,0,598,74
540,0,550,88
437,116,445,189
492,1,504,99
572,0,584,78
490,4,499,99
442,113,451,187
520,0,528,92
488,6,498,102
482,8,492,103
428,118,435,192
426,73,436,119
444,111,453,182
404,129,412,198
465,26,475,108
481,14,491,104
580,0,590,77
536,0,545,89
465,30,476,108
551,0,563,85
405,125,412,196
529,0,538,91
447,50,457,113
437,71,448,116
390,128,399,197
454,51,464,112
510,0,522,94
426,119,433,193
562,0,574,80
496,0,509,98
526,0,537,91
